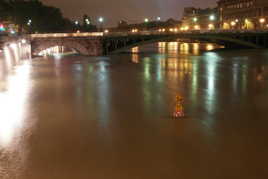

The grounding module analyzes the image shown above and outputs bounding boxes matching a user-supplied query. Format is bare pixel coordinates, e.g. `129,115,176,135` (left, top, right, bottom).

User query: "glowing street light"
144,18,149,23
157,17,161,21
85,18,91,25
193,17,198,22
209,15,215,21
75,20,79,25
98,17,104,23
27,19,32,26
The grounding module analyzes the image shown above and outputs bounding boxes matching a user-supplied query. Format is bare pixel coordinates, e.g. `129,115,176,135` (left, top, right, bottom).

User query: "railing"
31,32,104,38
29,29,268,39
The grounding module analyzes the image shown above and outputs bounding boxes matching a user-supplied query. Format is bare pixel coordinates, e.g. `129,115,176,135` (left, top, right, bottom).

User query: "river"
0,42,268,179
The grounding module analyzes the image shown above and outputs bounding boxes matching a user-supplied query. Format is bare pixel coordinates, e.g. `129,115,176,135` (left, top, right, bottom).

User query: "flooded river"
0,42,268,179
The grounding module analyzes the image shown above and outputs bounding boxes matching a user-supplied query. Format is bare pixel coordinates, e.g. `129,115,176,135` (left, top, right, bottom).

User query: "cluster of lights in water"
38,46,76,56
0,41,31,149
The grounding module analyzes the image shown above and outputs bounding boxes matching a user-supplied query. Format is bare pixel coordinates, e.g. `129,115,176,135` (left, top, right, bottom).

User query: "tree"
1,0,76,33
81,14,97,32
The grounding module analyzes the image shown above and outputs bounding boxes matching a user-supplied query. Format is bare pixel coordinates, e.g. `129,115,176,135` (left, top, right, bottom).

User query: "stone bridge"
30,31,268,56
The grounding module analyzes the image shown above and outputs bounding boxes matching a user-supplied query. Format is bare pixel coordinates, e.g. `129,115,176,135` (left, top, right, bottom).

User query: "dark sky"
41,0,217,26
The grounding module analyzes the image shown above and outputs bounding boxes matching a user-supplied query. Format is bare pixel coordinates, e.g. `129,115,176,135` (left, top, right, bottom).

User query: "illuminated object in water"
173,95,185,118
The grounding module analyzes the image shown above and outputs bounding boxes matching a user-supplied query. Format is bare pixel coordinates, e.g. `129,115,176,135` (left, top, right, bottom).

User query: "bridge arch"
32,40,90,56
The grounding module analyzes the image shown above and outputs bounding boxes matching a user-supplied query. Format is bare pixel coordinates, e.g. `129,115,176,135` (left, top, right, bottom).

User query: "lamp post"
74,20,80,32
144,18,149,31
98,17,104,32
27,19,32,34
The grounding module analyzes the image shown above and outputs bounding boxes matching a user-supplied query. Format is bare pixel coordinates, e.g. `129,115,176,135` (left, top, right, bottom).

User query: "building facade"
181,7,219,31
218,0,268,29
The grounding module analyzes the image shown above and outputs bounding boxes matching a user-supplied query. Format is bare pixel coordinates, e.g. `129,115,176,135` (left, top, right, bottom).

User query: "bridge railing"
29,29,268,39
31,32,104,38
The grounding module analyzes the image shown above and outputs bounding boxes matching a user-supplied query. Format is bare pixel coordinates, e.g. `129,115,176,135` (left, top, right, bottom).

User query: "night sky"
41,0,217,26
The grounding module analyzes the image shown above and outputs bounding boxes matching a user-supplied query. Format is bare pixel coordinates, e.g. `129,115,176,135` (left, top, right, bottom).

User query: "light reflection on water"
0,62,31,148
1,42,268,179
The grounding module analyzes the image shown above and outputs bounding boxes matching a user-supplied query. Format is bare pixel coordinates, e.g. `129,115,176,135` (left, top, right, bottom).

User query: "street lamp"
209,15,215,21
157,17,161,21
98,17,104,31
193,17,198,22
144,18,149,23
85,18,91,25
27,19,32,26
98,17,104,23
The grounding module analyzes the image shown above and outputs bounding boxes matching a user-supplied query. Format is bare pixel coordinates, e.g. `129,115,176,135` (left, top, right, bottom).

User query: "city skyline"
42,0,217,26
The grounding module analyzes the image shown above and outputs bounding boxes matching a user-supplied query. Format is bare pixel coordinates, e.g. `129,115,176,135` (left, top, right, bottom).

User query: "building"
218,0,268,29
181,7,219,31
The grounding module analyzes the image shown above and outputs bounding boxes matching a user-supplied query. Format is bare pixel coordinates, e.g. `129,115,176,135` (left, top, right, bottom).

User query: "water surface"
0,42,268,179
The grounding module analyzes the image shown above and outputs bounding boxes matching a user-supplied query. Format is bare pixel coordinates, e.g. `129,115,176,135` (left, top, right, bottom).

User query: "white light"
21,39,27,44
144,18,149,23
10,43,17,49
209,15,215,21
157,17,161,21
99,17,104,23
260,18,266,24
